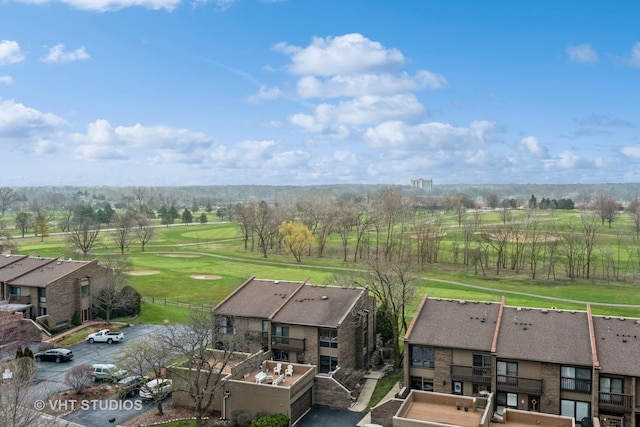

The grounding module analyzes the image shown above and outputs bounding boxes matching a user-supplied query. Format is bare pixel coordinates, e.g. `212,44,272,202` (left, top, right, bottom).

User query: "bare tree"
66,218,100,258
0,187,17,216
111,211,137,255
135,215,155,252
627,199,640,237
581,213,601,279
116,336,177,416
162,313,243,427
93,255,131,324
64,364,94,395
593,193,619,228
0,220,17,254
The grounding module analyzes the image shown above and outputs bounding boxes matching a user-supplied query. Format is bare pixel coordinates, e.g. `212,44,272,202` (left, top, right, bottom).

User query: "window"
10,287,21,296
262,320,269,340
497,361,517,384
38,287,47,303
410,376,434,391
496,392,518,408
81,284,89,297
411,345,435,368
319,355,338,374
39,307,47,316
473,354,491,368
600,377,623,393
219,316,235,335
561,399,590,421
273,350,289,362
319,328,338,348
561,366,591,392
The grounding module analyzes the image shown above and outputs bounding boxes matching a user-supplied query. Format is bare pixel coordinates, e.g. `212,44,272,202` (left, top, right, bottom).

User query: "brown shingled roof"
405,297,501,352
214,278,306,319
0,256,57,283
271,284,366,328
591,315,640,376
496,307,592,365
9,258,94,287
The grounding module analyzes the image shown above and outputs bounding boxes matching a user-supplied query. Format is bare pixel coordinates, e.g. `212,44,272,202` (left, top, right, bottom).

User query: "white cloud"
0,98,68,140
290,94,425,135
0,76,13,85
566,43,598,64
520,136,549,158
556,150,580,169
274,33,405,76
68,119,216,162
626,41,640,68
247,85,282,103
621,145,640,159
0,40,25,65
15,0,180,11
364,120,498,150
42,44,90,64
296,70,446,99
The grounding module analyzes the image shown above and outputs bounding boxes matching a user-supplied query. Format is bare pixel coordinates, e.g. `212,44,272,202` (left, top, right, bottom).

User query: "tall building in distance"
410,178,433,190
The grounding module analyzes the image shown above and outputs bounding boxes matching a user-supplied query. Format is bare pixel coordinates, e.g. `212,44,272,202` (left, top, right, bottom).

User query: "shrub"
249,413,290,427
72,311,82,326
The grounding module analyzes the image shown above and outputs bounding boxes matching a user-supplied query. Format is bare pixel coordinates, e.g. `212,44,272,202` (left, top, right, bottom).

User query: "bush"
249,413,290,427
72,311,82,326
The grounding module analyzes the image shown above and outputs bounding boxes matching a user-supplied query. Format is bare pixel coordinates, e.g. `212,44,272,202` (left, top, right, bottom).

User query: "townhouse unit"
212,276,376,374
0,254,113,328
404,295,640,427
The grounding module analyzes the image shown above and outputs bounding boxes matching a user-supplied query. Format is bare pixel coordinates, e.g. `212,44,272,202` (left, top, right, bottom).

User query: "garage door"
291,389,312,423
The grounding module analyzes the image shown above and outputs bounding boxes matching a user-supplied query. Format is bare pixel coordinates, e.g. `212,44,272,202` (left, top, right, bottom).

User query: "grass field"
13,211,640,324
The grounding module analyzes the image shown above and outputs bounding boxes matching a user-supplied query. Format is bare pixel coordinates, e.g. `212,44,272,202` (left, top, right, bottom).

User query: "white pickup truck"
86,329,124,344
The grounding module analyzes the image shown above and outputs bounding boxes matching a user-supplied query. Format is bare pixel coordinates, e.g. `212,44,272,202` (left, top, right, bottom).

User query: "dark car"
116,375,150,398
34,348,74,363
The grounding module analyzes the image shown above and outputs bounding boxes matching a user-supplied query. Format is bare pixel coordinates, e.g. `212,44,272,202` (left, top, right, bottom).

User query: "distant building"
410,178,433,190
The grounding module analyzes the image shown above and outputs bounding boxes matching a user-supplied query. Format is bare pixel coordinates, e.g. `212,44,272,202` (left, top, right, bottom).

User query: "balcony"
271,336,305,352
560,377,591,393
496,375,542,395
8,295,31,305
599,392,633,413
451,365,492,384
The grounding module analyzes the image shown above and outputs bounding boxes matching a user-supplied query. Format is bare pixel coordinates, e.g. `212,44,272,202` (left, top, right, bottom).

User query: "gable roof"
9,259,96,288
591,315,640,376
271,284,366,328
0,256,58,283
405,296,501,352
495,306,593,365
214,277,369,328
214,277,307,319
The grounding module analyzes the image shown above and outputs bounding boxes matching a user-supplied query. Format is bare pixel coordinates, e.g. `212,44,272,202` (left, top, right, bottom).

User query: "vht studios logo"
34,399,143,411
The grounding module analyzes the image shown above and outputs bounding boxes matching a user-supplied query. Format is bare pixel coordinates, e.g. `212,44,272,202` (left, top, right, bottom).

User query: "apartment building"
0,254,113,328
212,277,376,374
404,295,640,427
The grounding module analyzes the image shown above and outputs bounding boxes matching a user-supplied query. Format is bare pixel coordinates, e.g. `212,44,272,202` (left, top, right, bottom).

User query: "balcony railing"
496,374,542,395
451,365,492,384
271,336,305,352
8,295,31,305
599,392,633,413
560,377,591,393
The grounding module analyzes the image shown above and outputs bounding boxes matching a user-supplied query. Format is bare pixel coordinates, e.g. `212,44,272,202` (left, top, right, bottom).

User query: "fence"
142,297,215,312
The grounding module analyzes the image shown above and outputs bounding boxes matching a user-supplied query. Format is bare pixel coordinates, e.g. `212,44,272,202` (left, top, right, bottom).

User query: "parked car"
86,329,124,344
116,375,150,398
139,378,173,400
92,364,127,382
34,348,74,363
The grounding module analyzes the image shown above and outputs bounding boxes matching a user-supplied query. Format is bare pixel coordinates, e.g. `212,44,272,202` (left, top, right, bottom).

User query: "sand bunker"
127,270,160,276
190,274,222,280
159,254,201,258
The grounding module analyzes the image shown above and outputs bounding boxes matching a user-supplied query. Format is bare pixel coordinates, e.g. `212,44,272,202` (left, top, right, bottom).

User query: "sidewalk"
350,370,402,426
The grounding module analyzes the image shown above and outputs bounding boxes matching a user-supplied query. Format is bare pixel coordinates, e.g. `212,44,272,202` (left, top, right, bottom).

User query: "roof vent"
321,295,328,300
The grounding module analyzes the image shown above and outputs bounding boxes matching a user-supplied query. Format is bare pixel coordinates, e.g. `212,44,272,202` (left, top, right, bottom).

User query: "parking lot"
32,324,164,396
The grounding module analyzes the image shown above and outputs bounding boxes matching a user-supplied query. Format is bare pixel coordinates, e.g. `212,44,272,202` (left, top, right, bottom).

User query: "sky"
1,0,640,187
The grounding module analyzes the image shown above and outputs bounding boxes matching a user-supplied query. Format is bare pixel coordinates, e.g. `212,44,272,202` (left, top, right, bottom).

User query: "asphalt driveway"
295,406,365,427
31,324,164,399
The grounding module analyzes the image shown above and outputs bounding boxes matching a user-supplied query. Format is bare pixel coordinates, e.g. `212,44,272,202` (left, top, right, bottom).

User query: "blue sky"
1,0,639,186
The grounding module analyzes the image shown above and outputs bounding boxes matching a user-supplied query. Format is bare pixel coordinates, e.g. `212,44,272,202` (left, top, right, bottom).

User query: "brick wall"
371,398,403,427
313,375,352,408
434,347,452,394
540,363,560,414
